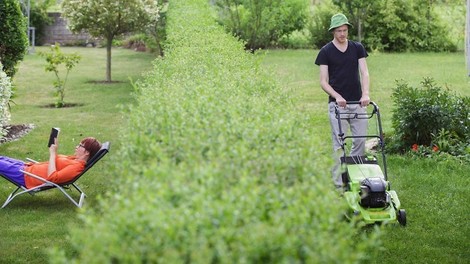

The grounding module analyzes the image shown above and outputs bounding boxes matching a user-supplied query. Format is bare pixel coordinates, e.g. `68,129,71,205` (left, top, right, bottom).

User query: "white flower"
0,62,12,137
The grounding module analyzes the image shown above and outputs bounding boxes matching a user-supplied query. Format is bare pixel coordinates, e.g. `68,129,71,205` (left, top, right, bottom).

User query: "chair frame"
1,141,110,208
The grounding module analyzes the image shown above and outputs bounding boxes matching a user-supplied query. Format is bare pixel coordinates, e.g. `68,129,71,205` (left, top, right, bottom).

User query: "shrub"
277,29,313,49
0,0,29,78
122,33,151,52
388,77,469,157
0,62,12,139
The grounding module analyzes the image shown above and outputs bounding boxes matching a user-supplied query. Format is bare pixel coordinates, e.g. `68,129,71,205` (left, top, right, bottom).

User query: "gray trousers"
328,102,367,187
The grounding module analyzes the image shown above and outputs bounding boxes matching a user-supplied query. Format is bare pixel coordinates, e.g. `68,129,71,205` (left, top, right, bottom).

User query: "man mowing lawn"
314,13,371,190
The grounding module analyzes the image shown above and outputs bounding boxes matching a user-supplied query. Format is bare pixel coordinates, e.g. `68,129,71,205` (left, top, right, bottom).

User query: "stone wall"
42,12,97,46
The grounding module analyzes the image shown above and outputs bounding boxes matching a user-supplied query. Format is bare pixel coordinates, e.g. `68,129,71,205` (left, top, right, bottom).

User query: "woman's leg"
0,156,26,186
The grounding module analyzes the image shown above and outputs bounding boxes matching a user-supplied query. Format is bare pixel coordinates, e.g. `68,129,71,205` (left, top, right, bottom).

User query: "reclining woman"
0,137,101,188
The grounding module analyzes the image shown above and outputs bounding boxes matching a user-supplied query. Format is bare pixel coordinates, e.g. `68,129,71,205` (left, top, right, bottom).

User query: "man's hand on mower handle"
336,96,347,108
360,95,370,107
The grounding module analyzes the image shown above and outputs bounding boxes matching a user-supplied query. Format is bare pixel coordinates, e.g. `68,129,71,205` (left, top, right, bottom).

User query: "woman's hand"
47,138,58,176
49,138,58,155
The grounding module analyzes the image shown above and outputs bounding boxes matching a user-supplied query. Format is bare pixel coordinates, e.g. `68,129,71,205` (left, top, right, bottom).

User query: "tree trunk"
106,37,113,82
357,17,362,43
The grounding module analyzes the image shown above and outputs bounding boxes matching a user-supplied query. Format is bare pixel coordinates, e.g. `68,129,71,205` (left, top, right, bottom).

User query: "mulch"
0,124,35,144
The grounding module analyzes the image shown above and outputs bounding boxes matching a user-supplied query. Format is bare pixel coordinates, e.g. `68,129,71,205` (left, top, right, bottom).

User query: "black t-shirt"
315,40,368,102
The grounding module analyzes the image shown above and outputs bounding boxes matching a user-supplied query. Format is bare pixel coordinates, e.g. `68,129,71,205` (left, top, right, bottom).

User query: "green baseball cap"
328,13,352,31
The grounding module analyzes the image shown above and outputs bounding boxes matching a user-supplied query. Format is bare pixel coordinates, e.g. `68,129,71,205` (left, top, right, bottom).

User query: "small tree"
61,0,160,82
0,0,29,78
39,44,81,108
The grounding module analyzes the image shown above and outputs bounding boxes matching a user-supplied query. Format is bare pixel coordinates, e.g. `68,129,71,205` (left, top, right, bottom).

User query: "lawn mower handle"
341,101,380,112
344,101,378,106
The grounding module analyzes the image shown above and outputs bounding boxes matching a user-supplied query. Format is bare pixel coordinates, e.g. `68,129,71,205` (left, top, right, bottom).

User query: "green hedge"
51,0,380,262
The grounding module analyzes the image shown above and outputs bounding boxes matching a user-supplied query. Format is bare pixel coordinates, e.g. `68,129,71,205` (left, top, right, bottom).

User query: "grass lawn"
0,47,469,263
0,47,157,263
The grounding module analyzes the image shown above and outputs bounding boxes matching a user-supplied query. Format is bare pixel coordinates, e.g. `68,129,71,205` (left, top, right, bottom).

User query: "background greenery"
212,0,465,52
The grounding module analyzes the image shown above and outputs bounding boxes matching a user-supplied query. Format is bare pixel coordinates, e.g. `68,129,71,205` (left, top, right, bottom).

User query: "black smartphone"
48,127,60,147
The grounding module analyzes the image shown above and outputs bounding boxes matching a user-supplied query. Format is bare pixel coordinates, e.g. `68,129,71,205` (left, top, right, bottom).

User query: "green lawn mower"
335,101,406,226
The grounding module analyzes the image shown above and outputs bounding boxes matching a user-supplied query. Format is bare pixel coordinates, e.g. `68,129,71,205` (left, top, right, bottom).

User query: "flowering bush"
388,77,469,159
410,143,439,157
0,62,12,139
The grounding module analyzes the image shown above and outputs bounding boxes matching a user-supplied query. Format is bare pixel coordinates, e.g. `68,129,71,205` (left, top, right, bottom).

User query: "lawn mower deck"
342,156,405,225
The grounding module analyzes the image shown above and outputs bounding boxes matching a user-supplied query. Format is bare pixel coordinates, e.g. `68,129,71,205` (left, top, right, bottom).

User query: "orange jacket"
23,155,85,188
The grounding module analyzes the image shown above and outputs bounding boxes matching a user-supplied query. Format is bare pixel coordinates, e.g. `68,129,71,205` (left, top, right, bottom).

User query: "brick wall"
42,12,97,46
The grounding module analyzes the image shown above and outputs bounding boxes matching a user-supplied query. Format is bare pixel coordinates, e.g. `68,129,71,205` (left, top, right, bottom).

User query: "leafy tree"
139,0,168,56
61,0,160,82
214,0,308,50
0,0,28,78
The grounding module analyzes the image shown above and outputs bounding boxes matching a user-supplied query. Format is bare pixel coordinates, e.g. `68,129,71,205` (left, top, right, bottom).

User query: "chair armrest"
20,170,61,189
26,158,39,163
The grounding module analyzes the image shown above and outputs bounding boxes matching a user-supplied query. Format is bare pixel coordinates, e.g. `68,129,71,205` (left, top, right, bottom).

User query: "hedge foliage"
50,0,381,262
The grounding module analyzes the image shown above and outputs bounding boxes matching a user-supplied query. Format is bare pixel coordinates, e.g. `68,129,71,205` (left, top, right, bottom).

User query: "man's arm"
358,57,370,107
319,64,346,107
